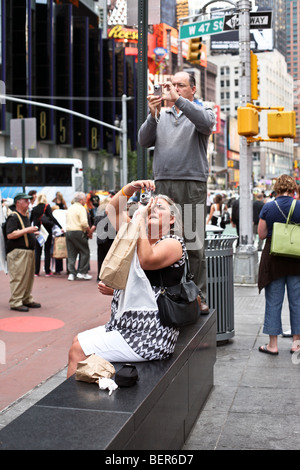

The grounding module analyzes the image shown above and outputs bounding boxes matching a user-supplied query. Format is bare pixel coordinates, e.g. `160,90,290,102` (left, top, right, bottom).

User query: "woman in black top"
52,191,67,210
67,180,186,377
31,193,63,276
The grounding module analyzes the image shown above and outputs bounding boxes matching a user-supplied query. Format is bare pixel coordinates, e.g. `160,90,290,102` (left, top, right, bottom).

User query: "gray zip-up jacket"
138,96,215,182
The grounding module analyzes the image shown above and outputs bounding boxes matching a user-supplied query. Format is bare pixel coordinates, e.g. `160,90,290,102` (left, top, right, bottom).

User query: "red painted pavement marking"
0,316,65,333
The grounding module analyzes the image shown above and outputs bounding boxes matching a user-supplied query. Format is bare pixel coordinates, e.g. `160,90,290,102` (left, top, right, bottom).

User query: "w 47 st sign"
179,18,224,40
179,11,272,40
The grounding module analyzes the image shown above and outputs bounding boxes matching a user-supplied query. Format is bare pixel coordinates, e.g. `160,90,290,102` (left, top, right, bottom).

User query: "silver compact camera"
140,189,153,205
153,85,162,97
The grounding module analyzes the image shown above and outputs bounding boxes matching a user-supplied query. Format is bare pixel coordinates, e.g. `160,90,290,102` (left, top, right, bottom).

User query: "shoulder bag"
270,199,300,258
157,257,201,328
220,205,231,229
39,204,55,230
99,221,139,290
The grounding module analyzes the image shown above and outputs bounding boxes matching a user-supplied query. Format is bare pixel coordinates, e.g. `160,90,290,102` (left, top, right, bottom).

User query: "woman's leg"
35,241,42,275
262,277,286,352
67,335,88,378
286,275,300,352
44,233,52,274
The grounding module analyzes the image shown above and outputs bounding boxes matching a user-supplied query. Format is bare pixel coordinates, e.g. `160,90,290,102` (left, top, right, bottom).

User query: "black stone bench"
0,310,216,450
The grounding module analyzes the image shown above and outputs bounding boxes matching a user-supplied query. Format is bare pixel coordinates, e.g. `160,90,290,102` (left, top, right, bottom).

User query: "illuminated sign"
108,26,138,42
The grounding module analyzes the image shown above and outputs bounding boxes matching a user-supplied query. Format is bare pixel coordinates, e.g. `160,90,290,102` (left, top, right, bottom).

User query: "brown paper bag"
99,221,139,290
53,236,68,259
75,354,115,383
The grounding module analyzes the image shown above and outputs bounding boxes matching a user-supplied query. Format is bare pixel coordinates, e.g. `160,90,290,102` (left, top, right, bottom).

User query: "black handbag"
115,364,139,387
157,258,200,328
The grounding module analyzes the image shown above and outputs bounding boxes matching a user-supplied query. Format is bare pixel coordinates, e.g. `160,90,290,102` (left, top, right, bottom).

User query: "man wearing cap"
5,192,41,312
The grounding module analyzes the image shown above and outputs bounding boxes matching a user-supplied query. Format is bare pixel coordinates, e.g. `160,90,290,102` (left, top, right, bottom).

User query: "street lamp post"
234,0,258,284
136,0,148,180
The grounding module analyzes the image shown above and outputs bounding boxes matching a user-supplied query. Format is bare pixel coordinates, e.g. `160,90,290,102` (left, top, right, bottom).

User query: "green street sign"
179,17,224,40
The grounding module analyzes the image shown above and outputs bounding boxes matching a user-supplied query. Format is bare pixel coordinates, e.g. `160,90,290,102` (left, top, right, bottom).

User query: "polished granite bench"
0,310,216,450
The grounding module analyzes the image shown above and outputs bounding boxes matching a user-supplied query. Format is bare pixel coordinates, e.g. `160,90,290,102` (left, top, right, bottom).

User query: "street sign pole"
21,120,26,192
137,0,148,180
234,0,258,284
10,117,37,192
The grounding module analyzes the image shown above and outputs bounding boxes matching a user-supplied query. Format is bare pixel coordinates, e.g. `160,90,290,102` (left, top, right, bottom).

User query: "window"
0,163,73,186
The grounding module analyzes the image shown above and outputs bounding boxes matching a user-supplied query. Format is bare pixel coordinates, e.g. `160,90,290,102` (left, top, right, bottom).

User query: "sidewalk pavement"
1,243,300,449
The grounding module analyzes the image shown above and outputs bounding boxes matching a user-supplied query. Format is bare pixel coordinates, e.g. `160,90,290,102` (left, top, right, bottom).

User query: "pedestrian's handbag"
220,210,230,229
99,221,139,290
270,199,300,258
39,204,54,229
75,354,115,383
157,257,200,328
53,235,68,258
115,364,139,387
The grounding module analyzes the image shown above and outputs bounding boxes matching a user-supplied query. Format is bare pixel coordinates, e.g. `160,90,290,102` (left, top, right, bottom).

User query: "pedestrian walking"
258,174,300,355
66,192,94,281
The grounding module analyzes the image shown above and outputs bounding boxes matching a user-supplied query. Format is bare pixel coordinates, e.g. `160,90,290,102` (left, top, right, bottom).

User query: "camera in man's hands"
140,190,153,205
153,85,162,97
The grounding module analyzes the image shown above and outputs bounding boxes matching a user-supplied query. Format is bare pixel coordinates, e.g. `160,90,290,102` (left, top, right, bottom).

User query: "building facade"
285,0,300,150
0,0,216,191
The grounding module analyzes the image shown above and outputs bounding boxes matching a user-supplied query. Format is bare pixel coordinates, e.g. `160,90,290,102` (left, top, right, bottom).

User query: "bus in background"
0,157,84,207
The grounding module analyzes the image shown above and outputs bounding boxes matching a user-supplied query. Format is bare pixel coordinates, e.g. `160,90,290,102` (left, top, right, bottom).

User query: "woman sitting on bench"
67,180,186,377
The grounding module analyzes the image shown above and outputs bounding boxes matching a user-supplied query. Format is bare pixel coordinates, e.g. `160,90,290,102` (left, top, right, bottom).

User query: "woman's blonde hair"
37,193,48,205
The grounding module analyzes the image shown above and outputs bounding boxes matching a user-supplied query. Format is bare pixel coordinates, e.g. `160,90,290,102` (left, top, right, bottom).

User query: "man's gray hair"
73,192,86,202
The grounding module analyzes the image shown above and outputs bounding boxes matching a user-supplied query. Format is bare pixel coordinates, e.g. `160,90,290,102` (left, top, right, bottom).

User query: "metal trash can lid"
205,234,238,251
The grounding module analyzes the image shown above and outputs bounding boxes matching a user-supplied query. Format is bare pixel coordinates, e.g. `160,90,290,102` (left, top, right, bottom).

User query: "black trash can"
205,235,238,343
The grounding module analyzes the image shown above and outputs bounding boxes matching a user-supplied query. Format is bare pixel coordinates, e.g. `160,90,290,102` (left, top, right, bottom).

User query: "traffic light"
250,51,259,101
187,37,202,63
237,106,259,136
267,111,296,139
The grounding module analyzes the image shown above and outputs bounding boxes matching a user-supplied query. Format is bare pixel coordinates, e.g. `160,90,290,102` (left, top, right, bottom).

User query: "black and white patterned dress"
105,235,186,360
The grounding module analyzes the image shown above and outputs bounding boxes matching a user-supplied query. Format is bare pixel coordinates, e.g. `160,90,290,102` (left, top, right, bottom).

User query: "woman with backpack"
207,193,228,228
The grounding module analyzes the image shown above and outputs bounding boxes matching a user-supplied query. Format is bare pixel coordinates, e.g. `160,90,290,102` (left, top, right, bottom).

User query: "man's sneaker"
68,274,75,281
76,273,92,280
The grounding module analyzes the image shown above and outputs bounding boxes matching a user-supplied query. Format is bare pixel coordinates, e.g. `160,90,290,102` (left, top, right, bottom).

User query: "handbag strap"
274,200,287,220
286,199,296,225
11,211,29,248
159,255,192,289
274,199,296,224
38,203,48,223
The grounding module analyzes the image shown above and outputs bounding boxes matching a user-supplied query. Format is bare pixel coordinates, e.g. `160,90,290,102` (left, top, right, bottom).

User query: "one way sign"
223,11,272,31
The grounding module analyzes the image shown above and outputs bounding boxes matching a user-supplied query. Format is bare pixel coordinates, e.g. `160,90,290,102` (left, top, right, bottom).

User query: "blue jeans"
264,276,300,336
